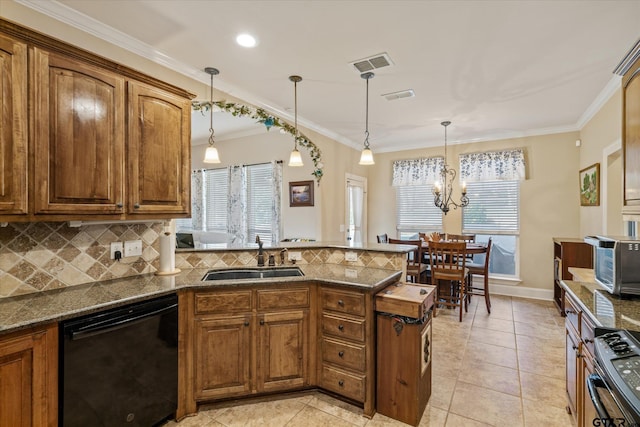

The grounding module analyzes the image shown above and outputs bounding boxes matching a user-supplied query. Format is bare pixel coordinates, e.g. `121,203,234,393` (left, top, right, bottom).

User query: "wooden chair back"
466,238,493,313
427,240,469,321
388,238,426,283
446,233,475,243
376,233,389,243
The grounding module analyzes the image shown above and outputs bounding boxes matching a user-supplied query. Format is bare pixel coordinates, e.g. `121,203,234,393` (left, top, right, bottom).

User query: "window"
462,180,519,277
396,185,442,239
246,163,274,244
204,168,229,233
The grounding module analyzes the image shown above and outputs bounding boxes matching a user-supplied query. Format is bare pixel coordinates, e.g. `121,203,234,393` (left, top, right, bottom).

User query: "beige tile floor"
166,295,575,427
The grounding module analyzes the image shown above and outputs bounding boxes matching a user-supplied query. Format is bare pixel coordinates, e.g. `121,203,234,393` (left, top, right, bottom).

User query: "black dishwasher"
59,294,178,427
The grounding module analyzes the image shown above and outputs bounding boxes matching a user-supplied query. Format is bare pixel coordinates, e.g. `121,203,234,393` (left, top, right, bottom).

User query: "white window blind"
396,185,442,235
204,168,229,233
246,163,273,244
462,181,519,232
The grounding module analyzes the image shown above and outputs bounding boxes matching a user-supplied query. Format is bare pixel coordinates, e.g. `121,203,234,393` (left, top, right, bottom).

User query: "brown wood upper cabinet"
0,33,28,215
0,19,194,221
33,48,126,215
620,43,640,213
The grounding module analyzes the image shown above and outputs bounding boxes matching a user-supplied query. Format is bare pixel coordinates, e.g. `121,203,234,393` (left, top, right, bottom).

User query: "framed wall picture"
579,162,600,206
289,180,314,207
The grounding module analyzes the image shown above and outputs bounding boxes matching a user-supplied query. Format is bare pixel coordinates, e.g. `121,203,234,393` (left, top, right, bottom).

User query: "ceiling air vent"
382,89,415,101
349,52,394,73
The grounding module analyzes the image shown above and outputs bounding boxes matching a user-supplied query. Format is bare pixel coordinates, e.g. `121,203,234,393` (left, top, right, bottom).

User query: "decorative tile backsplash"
0,222,163,298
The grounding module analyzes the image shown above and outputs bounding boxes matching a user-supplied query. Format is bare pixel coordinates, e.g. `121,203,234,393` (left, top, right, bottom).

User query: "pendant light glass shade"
203,67,221,164
288,75,304,167
359,72,375,165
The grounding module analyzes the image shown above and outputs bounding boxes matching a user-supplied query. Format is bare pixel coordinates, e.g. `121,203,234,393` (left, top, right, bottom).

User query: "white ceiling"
19,0,640,152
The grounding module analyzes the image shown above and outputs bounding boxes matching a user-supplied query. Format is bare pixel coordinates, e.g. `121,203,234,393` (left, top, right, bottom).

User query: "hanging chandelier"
433,121,468,214
359,72,375,165
288,75,304,167
203,67,221,164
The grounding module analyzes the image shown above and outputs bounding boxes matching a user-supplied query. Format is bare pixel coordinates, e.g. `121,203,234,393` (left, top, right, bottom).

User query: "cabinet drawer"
565,295,580,334
257,288,309,310
321,289,365,316
195,290,252,314
320,365,365,402
322,337,365,372
322,313,365,342
581,312,596,357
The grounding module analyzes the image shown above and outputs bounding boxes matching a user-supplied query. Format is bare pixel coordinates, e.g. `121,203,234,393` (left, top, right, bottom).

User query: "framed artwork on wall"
289,180,314,207
579,162,600,206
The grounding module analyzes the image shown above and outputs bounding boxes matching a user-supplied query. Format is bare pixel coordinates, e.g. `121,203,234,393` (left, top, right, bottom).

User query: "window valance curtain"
459,149,526,182
392,157,444,186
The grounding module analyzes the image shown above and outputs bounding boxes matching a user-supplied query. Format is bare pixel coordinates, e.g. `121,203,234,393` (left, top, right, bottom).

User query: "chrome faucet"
280,248,288,265
256,236,265,267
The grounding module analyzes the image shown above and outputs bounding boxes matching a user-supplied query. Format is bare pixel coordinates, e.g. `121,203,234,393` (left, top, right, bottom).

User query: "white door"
345,174,367,244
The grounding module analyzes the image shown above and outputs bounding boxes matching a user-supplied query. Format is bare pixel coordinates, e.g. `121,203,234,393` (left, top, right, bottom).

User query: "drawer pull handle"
260,319,265,325
338,299,345,306
134,203,140,209
244,321,250,326
338,380,344,387
338,351,344,357
338,324,344,331
116,202,123,208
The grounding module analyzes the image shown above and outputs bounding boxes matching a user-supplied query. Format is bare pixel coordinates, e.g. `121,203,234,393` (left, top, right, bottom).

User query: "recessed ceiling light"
236,33,257,48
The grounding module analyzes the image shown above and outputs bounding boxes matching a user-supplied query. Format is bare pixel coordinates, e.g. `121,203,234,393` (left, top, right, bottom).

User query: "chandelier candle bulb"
462,181,467,193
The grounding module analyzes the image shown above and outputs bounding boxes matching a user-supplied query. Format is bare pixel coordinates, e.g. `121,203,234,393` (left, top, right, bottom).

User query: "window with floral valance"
392,157,444,186
459,149,526,182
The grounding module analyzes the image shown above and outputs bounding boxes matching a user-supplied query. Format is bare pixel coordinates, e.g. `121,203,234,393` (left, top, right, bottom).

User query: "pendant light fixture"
203,67,221,164
359,72,375,165
288,75,304,167
433,121,469,214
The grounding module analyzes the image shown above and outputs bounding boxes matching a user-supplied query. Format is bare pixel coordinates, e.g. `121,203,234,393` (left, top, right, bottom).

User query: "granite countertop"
0,264,402,335
561,280,640,330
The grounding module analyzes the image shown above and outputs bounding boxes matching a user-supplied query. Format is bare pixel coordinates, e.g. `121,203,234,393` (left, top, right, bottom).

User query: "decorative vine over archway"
192,100,324,183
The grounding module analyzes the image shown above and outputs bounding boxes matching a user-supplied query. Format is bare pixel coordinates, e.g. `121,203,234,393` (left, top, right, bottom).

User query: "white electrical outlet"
288,251,302,261
110,242,123,260
345,268,358,278
345,251,358,262
124,240,142,257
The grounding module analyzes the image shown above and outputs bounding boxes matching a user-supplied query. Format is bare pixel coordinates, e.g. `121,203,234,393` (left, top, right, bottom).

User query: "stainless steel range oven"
589,328,640,427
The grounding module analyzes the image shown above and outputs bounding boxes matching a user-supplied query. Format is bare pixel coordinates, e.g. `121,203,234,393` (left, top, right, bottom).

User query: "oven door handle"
587,373,613,420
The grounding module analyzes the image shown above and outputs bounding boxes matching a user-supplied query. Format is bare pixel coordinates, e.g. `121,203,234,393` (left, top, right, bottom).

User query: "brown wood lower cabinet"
564,292,598,427
0,323,57,427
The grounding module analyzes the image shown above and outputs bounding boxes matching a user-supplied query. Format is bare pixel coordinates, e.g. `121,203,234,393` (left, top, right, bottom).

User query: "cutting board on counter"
375,282,436,319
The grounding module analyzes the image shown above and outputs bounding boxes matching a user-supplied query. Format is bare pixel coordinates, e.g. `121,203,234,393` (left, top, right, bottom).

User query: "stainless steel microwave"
585,235,640,296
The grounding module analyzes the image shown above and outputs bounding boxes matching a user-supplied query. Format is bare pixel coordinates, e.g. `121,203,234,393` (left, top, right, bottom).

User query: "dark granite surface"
0,264,401,334
561,280,640,331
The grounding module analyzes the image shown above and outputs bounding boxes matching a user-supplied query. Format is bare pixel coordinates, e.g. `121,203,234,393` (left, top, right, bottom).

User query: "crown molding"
576,75,621,130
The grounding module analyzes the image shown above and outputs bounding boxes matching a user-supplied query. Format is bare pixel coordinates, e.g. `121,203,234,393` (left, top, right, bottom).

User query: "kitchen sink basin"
202,267,304,281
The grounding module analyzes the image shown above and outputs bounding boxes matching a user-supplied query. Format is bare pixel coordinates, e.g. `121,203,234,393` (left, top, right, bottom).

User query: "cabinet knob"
260,319,265,325
338,380,344,387
244,321,249,326
134,203,140,209
338,351,344,358
338,299,344,306
338,324,344,331
116,202,123,208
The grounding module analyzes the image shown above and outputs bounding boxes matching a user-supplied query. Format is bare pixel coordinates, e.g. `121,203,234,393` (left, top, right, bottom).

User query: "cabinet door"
565,326,579,419
32,48,125,214
624,60,640,206
127,81,190,215
0,34,27,215
257,310,308,392
0,325,57,427
194,315,251,399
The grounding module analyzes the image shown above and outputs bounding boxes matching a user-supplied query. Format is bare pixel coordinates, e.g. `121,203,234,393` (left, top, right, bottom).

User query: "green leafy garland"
192,100,323,183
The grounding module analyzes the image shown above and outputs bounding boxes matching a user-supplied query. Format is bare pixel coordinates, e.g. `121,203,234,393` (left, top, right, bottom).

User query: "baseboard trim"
490,283,554,301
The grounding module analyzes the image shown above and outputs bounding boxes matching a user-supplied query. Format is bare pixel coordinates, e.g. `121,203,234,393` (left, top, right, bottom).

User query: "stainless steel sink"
202,267,304,281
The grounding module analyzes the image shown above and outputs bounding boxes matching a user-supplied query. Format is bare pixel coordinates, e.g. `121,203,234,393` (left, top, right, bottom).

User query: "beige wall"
578,90,623,236
368,132,582,291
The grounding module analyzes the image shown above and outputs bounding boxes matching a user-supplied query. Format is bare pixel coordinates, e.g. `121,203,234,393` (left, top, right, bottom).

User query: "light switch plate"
110,242,123,260
288,251,302,261
345,251,358,262
124,240,142,257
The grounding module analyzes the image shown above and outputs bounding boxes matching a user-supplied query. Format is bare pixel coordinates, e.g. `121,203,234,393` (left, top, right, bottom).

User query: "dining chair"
466,238,492,314
388,238,428,284
427,240,469,322
446,233,475,242
376,233,389,243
